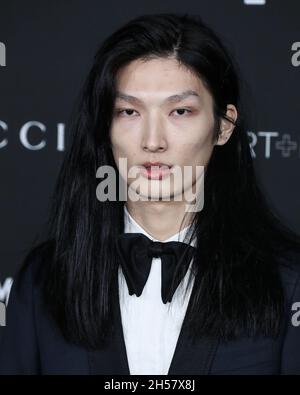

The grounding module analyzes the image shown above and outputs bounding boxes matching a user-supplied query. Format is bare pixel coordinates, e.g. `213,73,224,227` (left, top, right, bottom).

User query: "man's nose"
141,116,167,152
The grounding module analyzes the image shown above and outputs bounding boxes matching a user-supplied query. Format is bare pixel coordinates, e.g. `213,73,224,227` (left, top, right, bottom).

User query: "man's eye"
116,109,138,117
171,108,192,116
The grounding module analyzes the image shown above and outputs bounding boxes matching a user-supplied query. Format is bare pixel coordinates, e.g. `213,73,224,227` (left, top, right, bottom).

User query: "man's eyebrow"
115,90,201,104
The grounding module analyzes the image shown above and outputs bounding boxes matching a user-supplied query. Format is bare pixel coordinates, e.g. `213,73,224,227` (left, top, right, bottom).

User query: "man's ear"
215,104,238,146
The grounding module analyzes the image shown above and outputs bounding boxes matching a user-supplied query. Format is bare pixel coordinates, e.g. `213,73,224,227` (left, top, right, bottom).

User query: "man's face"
109,57,218,202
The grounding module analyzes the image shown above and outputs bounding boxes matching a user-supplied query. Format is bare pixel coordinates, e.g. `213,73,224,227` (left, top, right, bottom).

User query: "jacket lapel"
88,270,219,375
167,281,219,374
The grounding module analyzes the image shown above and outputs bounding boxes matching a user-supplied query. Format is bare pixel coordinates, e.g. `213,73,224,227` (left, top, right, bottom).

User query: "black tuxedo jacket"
1,247,300,375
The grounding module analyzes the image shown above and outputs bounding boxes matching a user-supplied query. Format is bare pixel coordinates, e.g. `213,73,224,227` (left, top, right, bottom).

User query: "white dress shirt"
118,205,197,375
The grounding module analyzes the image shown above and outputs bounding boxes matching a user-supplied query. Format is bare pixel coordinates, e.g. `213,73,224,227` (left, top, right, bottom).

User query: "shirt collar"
124,205,196,247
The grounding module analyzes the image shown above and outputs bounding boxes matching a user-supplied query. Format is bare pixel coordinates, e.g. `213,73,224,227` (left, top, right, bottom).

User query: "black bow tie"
116,232,196,304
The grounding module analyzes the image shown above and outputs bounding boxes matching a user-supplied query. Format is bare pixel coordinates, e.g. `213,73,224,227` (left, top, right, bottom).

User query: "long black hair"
26,13,300,349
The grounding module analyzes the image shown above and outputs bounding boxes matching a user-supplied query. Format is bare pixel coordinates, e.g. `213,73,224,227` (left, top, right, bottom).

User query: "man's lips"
142,162,172,168
140,164,173,180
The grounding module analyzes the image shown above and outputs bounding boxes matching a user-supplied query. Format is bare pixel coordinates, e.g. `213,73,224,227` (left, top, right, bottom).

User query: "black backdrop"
0,0,300,305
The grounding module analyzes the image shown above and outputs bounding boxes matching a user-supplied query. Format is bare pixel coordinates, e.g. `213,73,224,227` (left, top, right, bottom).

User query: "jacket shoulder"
0,239,55,374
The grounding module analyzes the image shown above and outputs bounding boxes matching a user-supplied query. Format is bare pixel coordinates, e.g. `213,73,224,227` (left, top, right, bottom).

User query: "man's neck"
124,202,194,241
